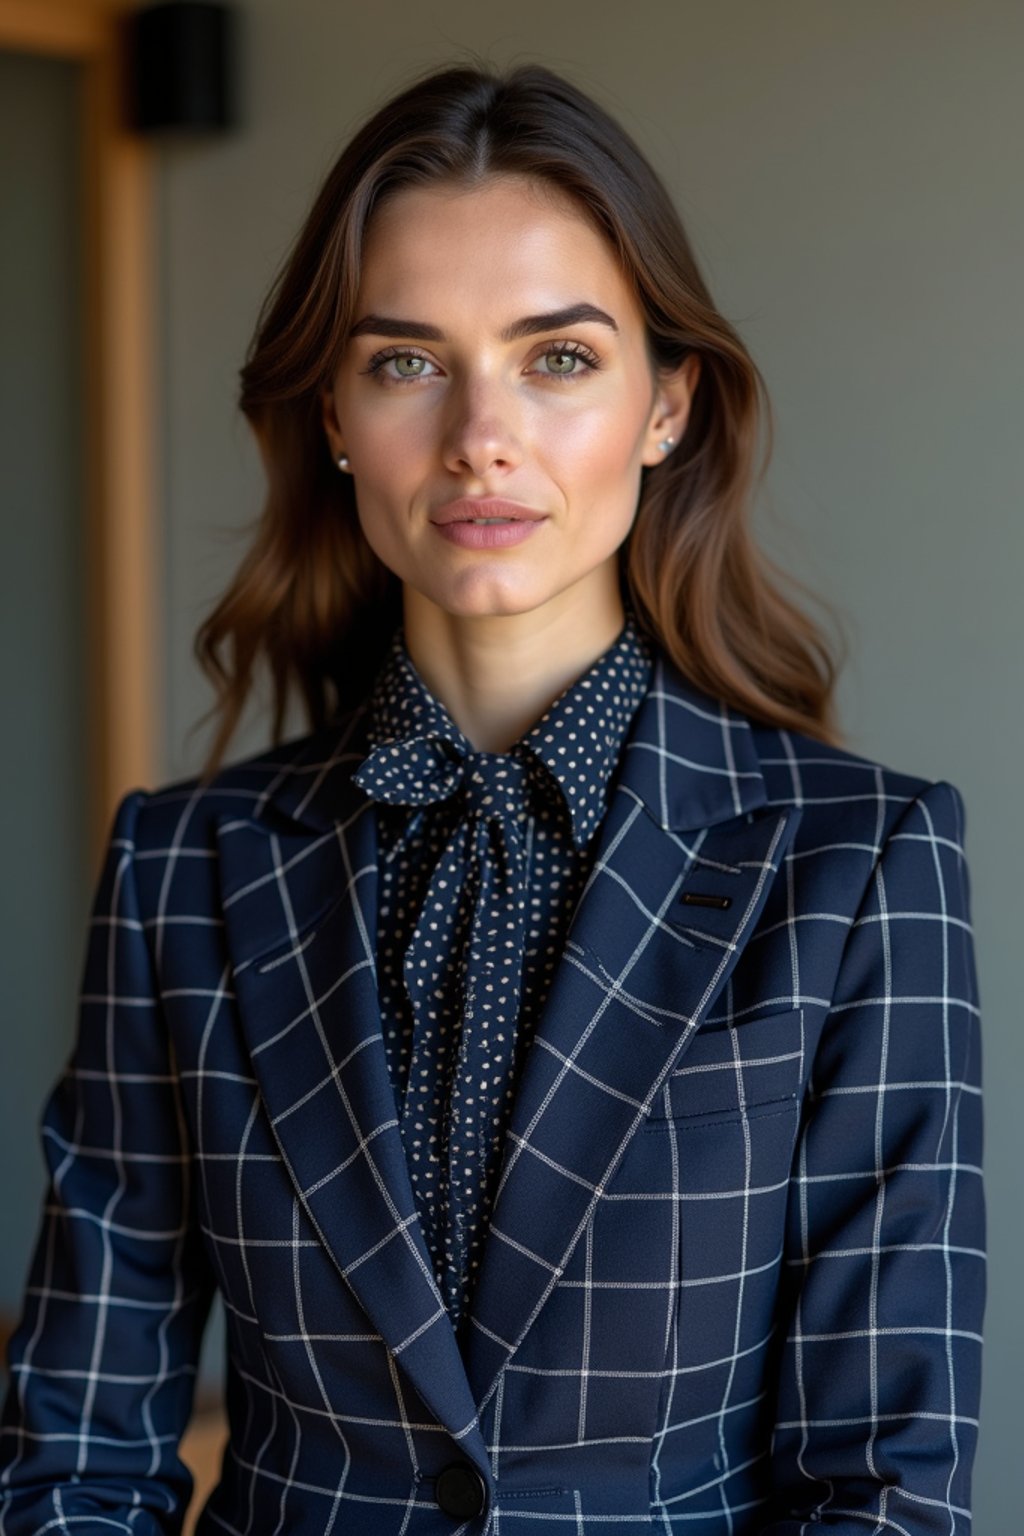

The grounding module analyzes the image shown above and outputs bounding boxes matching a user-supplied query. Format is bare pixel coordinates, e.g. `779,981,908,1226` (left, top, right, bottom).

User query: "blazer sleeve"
761,777,985,1534
0,789,218,1536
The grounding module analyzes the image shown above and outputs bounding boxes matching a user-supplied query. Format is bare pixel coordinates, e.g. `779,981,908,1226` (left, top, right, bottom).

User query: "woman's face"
321,175,698,625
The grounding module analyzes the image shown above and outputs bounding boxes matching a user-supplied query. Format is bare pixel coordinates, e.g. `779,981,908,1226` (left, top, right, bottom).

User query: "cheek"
347,413,428,525
352,485,404,560
355,411,429,477
534,410,648,534
335,381,431,474
533,394,647,479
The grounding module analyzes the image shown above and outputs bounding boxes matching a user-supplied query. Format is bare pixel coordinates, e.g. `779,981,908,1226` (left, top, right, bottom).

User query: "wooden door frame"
0,0,158,872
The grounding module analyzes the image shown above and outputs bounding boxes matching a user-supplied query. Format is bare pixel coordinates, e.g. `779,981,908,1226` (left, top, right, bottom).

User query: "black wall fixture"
125,2,237,134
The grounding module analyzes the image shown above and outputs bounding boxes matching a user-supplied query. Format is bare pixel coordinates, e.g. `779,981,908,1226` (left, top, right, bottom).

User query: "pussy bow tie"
353,734,532,817
352,734,533,1333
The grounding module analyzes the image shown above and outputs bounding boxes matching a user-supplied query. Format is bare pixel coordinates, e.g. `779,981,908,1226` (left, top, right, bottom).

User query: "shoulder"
750,718,970,882
94,707,372,941
114,700,373,857
642,646,968,855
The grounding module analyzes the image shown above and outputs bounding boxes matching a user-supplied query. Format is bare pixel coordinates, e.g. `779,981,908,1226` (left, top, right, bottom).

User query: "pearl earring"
336,453,351,472
658,436,675,453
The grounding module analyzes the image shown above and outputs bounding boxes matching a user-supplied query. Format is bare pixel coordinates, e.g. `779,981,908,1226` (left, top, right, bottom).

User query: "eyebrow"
347,302,619,344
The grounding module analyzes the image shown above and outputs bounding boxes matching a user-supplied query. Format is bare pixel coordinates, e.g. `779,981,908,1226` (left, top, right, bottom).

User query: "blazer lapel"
459,656,803,1414
215,702,489,1475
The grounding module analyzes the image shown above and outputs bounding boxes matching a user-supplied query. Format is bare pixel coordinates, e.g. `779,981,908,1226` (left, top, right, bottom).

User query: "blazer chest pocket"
644,1007,805,1126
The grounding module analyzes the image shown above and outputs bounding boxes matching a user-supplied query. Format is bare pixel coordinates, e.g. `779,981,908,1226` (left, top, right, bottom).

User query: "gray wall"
0,53,90,1308
161,1,1024,1527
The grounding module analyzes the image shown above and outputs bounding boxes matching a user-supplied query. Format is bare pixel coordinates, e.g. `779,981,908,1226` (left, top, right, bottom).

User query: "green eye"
394,355,427,376
544,351,579,374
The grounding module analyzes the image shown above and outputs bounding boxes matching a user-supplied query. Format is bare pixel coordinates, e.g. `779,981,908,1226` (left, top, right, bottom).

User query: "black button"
435,1461,487,1518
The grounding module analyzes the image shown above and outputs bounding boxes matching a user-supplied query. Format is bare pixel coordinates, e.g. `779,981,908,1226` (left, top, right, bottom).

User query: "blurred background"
1,2,1020,1531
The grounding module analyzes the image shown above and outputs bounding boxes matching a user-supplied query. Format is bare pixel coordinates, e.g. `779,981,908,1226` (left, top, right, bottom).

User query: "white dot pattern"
350,611,654,1340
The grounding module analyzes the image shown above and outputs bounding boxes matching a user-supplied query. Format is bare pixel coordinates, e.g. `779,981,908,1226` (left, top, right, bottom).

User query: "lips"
430,498,547,525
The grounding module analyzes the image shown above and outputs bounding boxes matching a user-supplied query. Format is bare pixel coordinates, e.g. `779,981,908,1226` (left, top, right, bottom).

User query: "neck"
402,570,627,753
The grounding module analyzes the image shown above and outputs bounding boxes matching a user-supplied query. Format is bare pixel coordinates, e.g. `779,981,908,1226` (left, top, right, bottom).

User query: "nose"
440,375,523,480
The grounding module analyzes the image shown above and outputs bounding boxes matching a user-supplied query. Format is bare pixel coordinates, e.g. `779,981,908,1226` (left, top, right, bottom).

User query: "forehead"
356,175,642,325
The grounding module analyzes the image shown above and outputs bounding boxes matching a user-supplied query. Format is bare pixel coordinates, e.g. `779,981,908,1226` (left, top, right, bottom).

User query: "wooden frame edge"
0,0,106,56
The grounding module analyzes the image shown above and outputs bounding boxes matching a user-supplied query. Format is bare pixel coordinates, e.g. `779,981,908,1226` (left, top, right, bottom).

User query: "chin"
416,576,555,621
448,560,551,600
441,594,546,620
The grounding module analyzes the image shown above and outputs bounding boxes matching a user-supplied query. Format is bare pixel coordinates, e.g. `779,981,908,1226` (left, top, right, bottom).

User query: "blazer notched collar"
213,650,802,1486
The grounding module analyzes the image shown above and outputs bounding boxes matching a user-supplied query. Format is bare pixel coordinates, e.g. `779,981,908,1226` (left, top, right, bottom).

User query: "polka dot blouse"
350,609,654,1342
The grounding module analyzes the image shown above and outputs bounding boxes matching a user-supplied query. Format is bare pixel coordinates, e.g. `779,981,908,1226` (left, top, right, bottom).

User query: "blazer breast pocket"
644,1007,806,1127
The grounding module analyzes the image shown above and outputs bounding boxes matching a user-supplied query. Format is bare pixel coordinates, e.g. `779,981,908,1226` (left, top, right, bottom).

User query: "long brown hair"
193,60,845,778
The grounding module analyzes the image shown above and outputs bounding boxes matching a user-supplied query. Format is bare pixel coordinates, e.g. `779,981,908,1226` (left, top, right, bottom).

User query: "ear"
320,382,345,461
639,353,702,468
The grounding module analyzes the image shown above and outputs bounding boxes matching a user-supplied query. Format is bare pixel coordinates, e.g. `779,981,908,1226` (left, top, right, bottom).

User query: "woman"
0,62,984,1535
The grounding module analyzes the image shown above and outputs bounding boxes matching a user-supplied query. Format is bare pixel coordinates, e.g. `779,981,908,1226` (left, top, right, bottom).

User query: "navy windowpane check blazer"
0,644,985,1535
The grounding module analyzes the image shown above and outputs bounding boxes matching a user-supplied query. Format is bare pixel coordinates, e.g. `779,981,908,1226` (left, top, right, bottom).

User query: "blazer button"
435,1461,487,1518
